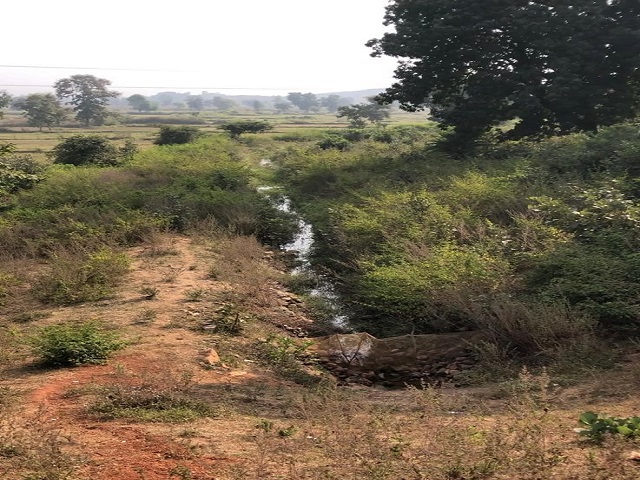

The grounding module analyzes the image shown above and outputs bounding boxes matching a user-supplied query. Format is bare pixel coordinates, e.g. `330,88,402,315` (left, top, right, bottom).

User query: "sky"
2,0,399,97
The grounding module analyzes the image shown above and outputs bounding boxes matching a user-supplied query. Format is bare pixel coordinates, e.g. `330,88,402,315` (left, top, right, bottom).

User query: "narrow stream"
258,178,350,330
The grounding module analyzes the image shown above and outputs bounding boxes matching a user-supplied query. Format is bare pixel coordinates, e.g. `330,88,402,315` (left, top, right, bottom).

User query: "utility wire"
0,84,314,91
0,64,190,73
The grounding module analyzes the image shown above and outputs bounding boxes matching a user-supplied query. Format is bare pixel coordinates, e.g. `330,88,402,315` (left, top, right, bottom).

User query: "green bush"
50,135,123,166
0,154,44,196
34,248,130,305
30,321,123,367
153,126,203,145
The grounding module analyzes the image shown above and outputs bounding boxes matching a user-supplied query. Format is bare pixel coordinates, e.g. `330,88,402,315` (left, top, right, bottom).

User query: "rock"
203,348,221,365
627,451,640,462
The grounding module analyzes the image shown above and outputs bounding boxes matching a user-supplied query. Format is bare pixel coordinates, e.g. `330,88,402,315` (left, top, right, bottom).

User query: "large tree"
368,0,640,144
54,75,120,127
15,94,67,131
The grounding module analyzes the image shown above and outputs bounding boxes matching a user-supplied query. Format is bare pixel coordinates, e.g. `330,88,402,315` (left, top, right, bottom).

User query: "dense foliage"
275,124,640,343
369,0,640,145
154,125,203,145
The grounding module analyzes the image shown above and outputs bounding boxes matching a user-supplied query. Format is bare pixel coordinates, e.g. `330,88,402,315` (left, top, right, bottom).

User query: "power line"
0,64,189,73
0,84,314,91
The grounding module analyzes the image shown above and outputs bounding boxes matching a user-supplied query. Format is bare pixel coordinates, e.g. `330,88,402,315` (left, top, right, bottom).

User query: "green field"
0,109,428,161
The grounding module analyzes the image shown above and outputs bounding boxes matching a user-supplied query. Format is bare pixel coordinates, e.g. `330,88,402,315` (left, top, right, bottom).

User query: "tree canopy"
15,94,67,131
54,75,120,127
287,92,319,113
219,120,273,138
337,100,391,128
368,0,640,143
127,94,155,112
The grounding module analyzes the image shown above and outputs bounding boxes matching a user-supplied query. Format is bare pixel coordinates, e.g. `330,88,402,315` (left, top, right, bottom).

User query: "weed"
30,320,124,367
576,412,640,441
139,286,159,300
34,248,130,305
184,288,206,302
88,377,212,423
134,307,157,324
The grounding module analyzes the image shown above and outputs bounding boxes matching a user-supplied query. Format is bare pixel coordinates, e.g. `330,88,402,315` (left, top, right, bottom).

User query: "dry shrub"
33,247,130,305
474,297,597,357
208,235,276,307
0,409,77,480
221,371,640,480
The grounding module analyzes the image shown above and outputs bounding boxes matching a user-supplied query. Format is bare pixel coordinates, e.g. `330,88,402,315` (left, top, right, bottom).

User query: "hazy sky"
2,0,399,96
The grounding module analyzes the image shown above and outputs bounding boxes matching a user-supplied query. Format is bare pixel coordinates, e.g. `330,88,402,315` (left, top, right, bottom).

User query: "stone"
203,348,221,365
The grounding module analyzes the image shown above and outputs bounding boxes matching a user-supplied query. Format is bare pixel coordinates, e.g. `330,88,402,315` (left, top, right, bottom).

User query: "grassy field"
0,109,428,161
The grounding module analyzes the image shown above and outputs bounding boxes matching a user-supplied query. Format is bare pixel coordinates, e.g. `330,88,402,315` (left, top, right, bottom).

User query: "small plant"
184,288,205,302
576,412,640,440
89,380,212,422
139,286,159,300
30,321,123,367
134,308,157,324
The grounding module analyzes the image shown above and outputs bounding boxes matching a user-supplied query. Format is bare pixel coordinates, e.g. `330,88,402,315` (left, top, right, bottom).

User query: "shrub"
0,154,44,196
154,126,203,145
89,382,212,422
34,248,130,305
30,321,123,367
50,135,122,166
317,135,351,151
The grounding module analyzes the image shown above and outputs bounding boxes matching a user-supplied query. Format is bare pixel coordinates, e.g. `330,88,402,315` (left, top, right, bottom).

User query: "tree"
212,96,236,110
219,120,273,138
287,92,319,113
0,91,12,119
368,0,640,145
54,75,120,127
273,97,293,114
127,94,154,112
337,101,391,128
15,94,67,131
252,100,264,113
186,96,204,111
321,94,342,113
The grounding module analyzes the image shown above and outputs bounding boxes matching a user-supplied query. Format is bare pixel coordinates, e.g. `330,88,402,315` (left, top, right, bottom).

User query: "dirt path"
5,235,268,480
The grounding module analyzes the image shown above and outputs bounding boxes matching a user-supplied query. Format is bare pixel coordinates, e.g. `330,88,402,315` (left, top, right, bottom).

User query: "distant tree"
368,0,640,145
219,120,273,138
0,91,12,119
337,101,391,128
252,100,264,113
273,97,293,114
154,126,203,145
186,96,204,111
212,96,236,110
287,92,319,113
321,94,342,113
54,75,120,127
127,94,154,112
15,94,67,131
